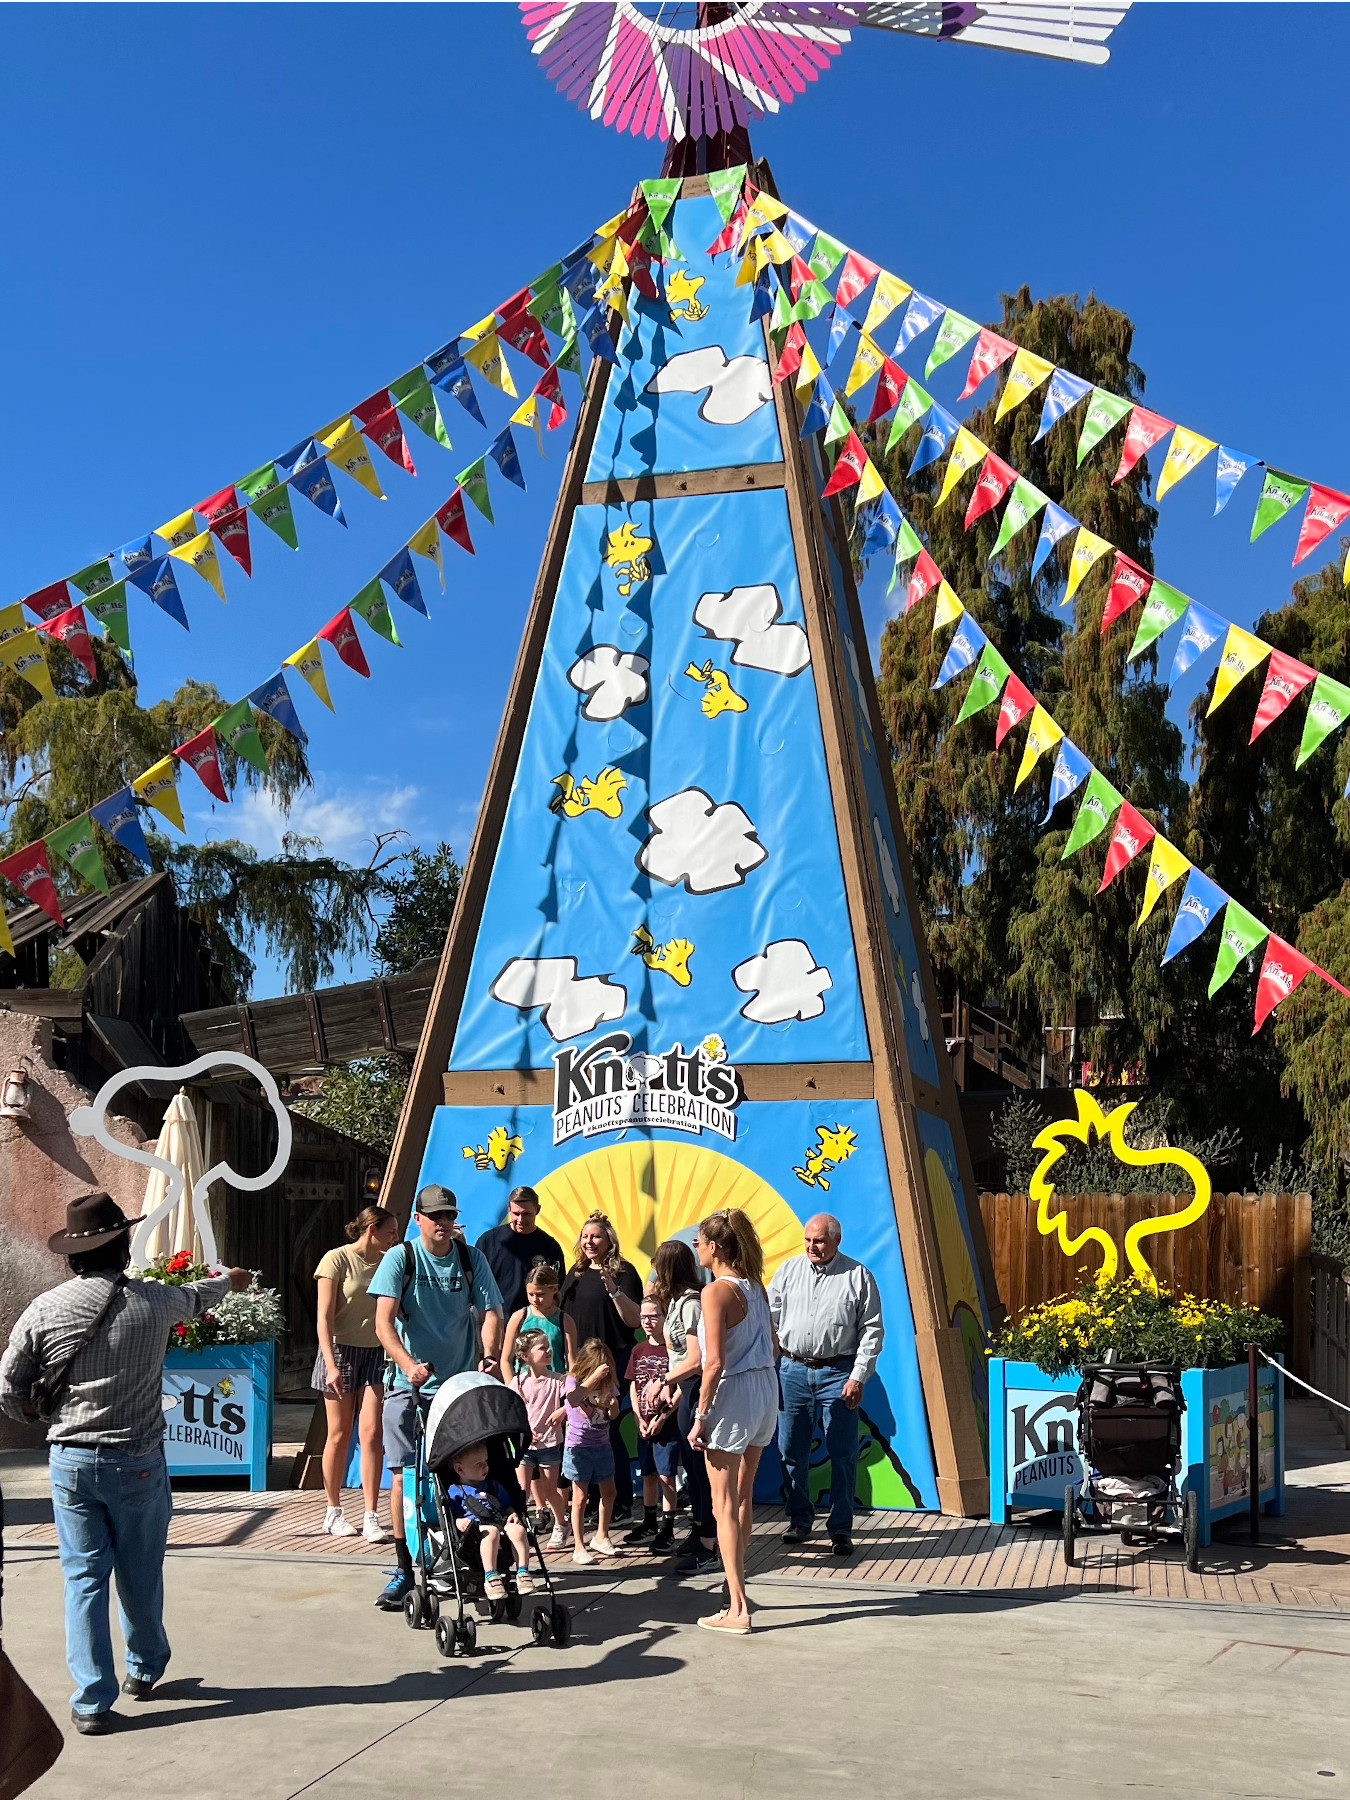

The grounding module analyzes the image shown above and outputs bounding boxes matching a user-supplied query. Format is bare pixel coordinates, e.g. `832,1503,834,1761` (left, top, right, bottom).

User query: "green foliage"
140,1252,283,1351
372,841,462,975
989,1093,1242,1196
990,1276,1284,1376
292,1055,410,1154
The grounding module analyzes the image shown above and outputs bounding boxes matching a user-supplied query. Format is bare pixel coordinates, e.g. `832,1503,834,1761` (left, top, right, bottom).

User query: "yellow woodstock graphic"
667,269,708,322
631,925,695,987
1030,1089,1212,1288
549,767,627,819
605,523,653,597
685,659,748,719
462,1126,524,1173
794,1124,859,1191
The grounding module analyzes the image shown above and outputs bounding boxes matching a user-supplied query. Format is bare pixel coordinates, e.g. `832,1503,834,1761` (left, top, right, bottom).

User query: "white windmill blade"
856,3,1131,65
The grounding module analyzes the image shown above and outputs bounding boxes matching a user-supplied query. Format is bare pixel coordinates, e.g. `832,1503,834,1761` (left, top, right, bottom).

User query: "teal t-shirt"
520,1308,567,1375
368,1238,504,1394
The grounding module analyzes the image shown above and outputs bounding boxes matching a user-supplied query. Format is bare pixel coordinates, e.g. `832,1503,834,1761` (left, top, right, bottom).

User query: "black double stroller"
402,1372,571,1657
1061,1355,1199,1572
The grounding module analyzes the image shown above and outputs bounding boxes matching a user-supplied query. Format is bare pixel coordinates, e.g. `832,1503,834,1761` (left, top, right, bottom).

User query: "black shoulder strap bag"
27,1276,126,1425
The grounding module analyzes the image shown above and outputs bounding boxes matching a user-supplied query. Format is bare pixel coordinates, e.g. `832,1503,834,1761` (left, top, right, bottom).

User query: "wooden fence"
1311,1254,1350,1446
977,1191,1312,1377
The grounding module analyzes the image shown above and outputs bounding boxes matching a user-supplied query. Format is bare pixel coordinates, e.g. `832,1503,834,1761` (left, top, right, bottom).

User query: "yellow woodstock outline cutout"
684,659,748,719
1030,1089,1212,1288
631,925,695,987
462,1126,524,1173
667,269,709,322
793,1124,859,1190
549,767,627,819
605,523,653,597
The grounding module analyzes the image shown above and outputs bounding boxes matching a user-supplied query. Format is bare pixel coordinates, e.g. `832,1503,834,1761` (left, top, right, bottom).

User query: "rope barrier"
1257,1347,1350,1416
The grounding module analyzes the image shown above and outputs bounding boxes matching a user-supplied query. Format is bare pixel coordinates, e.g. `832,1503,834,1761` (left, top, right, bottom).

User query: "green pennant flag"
528,282,571,339
707,165,747,224
1126,580,1189,661
85,580,130,653
246,482,299,550
1076,389,1133,466
895,517,923,563
806,230,846,282
390,373,452,449
823,400,852,449
955,641,1011,723
350,577,401,646
237,462,280,501
885,378,931,453
47,813,109,894
1208,900,1269,996
1250,469,1309,543
640,177,681,234
455,457,494,524
68,559,114,599
925,310,978,379
1061,769,1124,858
991,477,1049,557
529,261,563,298
791,280,832,323
214,697,269,775
556,327,582,377
1295,670,1350,766
768,284,793,341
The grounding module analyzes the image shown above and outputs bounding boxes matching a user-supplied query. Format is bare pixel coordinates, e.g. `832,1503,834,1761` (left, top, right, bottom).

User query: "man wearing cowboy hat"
0,1192,251,1735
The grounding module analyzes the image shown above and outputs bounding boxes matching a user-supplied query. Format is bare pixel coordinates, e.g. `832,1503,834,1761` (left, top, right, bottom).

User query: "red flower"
174,1323,187,1339
167,1252,193,1274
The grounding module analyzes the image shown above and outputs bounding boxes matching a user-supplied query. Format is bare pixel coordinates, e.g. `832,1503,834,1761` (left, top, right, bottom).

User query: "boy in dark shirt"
624,1299,679,1549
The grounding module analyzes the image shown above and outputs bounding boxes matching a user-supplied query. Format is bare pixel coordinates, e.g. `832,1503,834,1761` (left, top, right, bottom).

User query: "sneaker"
675,1543,721,1576
623,1513,657,1543
516,1565,536,1594
323,1506,358,1538
362,1513,389,1545
572,1546,596,1565
590,1535,617,1557
650,1517,675,1552
484,1573,507,1601
831,1536,854,1557
782,1523,811,1546
71,1709,114,1736
547,1524,572,1551
375,1570,413,1611
611,1503,633,1525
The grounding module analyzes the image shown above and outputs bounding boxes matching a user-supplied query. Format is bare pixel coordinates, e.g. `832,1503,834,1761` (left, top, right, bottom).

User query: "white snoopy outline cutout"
68,1051,293,1272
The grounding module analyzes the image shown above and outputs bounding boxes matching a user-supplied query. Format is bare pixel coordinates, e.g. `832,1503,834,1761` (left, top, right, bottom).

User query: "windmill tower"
383,3,1129,1515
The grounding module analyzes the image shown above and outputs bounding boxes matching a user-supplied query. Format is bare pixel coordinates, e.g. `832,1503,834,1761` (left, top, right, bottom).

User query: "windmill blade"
855,3,1131,65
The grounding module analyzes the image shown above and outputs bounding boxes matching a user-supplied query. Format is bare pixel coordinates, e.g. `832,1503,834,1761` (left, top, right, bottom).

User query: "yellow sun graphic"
532,1140,804,1284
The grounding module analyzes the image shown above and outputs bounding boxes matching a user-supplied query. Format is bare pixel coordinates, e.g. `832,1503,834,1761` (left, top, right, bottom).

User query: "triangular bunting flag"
991,478,1048,558
320,421,386,500
1101,553,1153,632
409,518,445,590
133,756,184,833
209,508,252,576
0,842,64,926
1076,388,1132,466
894,291,943,354
954,641,1011,723
925,310,979,379
1208,901,1269,997
842,332,885,399
349,579,401,650
289,458,348,525
213,697,270,774
1214,447,1262,515
1062,769,1124,858
834,250,879,311
1064,528,1113,603
1113,406,1174,484
173,725,229,803
85,581,130,654
283,640,334,713
996,347,1055,422
488,427,526,491
1098,802,1156,893
1042,740,1092,822
1253,936,1316,1032
910,404,960,476
958,328,1016,402
1161,868,1228,964
248,671,309,743
67,560,114,600
170,530,227,602
861,271,912,338
46,814,109,895
90,788,152,866
22,582,72,622
0,628,54,699
936,428,987,506
1014,704,1064,789
318,607,370,678
1250,649,1317,743
906,550,942,613
1035,367,1091,442
361,407,417,476
247,482,300,551
464,330,518,398
1295,670,1350,766
1138,835,1190,924
1250,469,1309,542
1206,624,1272,714
866,358,907,426
1126,581,1189,662
1156,426,1218,502
931,582,964,635
156,508,198,550
963,453,1017,529
195,485,237,522
36,605,96,681
379,547,428,616
932,615,986,688
884,377,930,452
1170,602,1227,681
1030,502,1076,579
457,457,494,523
436,490,474,558
994,673,1035,748
1293,484,1350,565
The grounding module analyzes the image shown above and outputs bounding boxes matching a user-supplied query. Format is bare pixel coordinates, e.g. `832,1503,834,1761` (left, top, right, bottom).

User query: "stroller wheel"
489,1598,507,1624
1061,1486,1076,1568
1183,1489,1200,1573
457,1617,477,1656
531,1604,551,1645
424,1590,441,1627
404,1587,426,1630
550,1602,572,1648
1120,1531,1137,1547
435,1616,455,1659
507,1593,523,1622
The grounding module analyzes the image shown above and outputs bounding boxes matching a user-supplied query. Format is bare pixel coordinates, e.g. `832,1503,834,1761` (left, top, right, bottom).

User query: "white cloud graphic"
567,645,650,721
644,346,772,426
873,816,901,915
910,968,931,1043
693,583,810,678
490,958,627,1042
638,788,767,895
733,939,832,1024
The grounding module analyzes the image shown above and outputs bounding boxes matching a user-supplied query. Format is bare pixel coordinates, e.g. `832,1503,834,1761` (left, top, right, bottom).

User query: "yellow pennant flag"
861,271,912,338
284,639,334,712
592,208,629,244
735,235,771,288
1155,426,1218,502
0,628,53,700
1206,624,1272,715
1138,835,1190,923
465,330,518,398
170,531,226,602
734,191,788,250
133,756,184,833
0,900,13,961
931,581,965,636
408,518,444,591
461,311,500,341
511,393,544,455
320,420,386,500
937,428,988,507
760,227,795,265
1014,704,1064,789
843,332,886,398
995,347,1055,421
595,239,632,321
1065,528,1114,602
793,341,822,403
0,602,28,648
156,508,198,550
857,456,886,504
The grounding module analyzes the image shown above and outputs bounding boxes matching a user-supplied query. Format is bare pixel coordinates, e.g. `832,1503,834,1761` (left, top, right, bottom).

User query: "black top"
560,1262,643,1370
474,1221,566,1318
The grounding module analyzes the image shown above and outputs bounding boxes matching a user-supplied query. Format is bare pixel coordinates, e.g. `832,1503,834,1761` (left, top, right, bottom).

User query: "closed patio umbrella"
141,1087,208,1263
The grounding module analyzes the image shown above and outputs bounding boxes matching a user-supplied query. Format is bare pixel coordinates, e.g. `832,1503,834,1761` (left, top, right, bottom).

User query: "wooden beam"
444,1062,876,1108
581,464,784,506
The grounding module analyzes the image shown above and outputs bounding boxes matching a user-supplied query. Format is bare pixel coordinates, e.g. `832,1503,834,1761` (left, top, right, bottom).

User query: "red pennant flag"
772,323,807,385
0,841,64,927
1249,648,1317,743
499,305,554,367
361,408,416,475
706,195,748,256
352,389,392,426
866,359,908,426
787,256,814,302
1097,802,1156,893
1292,484,1350,565
533,365,567,430
436,489,475,556
958,329,1017,402
1113,407,1174,484
821,431,867,498
994,674,1036,747
209,506,253,576
173,725,228,802
196,484,238,522
834,250,880,310
624,244,660,302
1254,935,1317,1032
1101,552,1153,633
906,549,942,613
23,581,72,622
615,203,648,248
964,453,1017,528
37,605,96,680
318,607,371,678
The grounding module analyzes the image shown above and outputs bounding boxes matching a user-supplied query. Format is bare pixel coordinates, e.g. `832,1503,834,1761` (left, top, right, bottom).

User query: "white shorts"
705,1367,778,1456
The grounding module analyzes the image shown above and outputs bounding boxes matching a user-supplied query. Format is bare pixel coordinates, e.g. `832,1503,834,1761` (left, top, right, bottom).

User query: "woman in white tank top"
688,1209,779,1636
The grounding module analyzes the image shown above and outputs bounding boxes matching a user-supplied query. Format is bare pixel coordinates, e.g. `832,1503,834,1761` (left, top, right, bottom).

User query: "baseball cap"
415,1184,459,1218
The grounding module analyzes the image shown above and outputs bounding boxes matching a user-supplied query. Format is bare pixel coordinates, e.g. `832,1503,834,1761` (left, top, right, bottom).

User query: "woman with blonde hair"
313,1203,401,1542
560,1211,642,1519
687,1208,778,1635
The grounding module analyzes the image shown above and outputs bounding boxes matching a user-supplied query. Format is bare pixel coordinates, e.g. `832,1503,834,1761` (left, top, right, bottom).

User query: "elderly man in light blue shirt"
767,1213,883,1556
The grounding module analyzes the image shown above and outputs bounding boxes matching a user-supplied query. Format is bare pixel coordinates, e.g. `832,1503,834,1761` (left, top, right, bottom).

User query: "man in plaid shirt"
1,1191,250,1734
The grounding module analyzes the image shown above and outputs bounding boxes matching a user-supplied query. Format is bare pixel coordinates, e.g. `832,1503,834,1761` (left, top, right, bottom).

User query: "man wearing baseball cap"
369,1184,504,1611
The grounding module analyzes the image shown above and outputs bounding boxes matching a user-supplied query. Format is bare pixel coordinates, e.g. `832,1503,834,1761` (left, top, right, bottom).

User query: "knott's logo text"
1178,894,1213,927
552,1032,744,1148
1115,826,1142,859
1263,959,1297,1002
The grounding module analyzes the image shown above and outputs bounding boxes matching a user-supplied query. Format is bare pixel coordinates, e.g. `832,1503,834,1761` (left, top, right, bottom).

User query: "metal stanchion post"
1247,1341,1260,1544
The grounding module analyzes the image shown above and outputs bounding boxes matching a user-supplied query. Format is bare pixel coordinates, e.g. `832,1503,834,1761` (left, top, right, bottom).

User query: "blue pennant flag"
860,491,902,560
1034,368,1092,443
1162,868,1228,964
827,302,857,362
488,427,526,491
430,353,486,427
114,534,154,575
274,438,320,479
579,304,619,365
128,556,189,630
799,373,835,439
933,615,986,689
289,458,347,526
909,404,959,475
1170,602,1227,680
1042,740,1092,822
248,671,308,745
90,787,152,866
423,339,461,380
894,291,943,355
378,548,428,617
781,212,815,255
561,257,600,311
748,270,774,322
1214,447,1263,515
1030,502,1078,579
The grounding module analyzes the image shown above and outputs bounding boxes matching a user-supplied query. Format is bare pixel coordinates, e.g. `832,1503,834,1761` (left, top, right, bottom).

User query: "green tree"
293,1056,410,1154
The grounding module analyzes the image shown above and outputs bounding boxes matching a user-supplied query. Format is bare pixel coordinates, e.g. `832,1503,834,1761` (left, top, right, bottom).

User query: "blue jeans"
49,1445,173,1715
777,1357,861,1538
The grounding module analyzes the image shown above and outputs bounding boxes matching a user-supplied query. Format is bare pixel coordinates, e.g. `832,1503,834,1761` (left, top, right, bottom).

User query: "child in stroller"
445,1440,535,1603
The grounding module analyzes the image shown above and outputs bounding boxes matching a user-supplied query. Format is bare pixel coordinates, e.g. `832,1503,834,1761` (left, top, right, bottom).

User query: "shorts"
705,1367,779,1456
637,1415,681,1479
562,1443,615,1487
522,1442,564,1470
382,1390,422,1470
310,1342,385,1394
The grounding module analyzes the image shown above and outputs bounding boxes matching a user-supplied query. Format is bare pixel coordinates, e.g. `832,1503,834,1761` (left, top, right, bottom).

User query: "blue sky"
1,4,1344,996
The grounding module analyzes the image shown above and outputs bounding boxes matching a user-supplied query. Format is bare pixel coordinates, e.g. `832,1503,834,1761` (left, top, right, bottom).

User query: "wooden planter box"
988,1355,1284,1547
163,1341,275,1492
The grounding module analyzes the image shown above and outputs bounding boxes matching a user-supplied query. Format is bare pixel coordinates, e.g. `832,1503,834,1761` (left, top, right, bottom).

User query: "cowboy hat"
47,1192,140,1255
